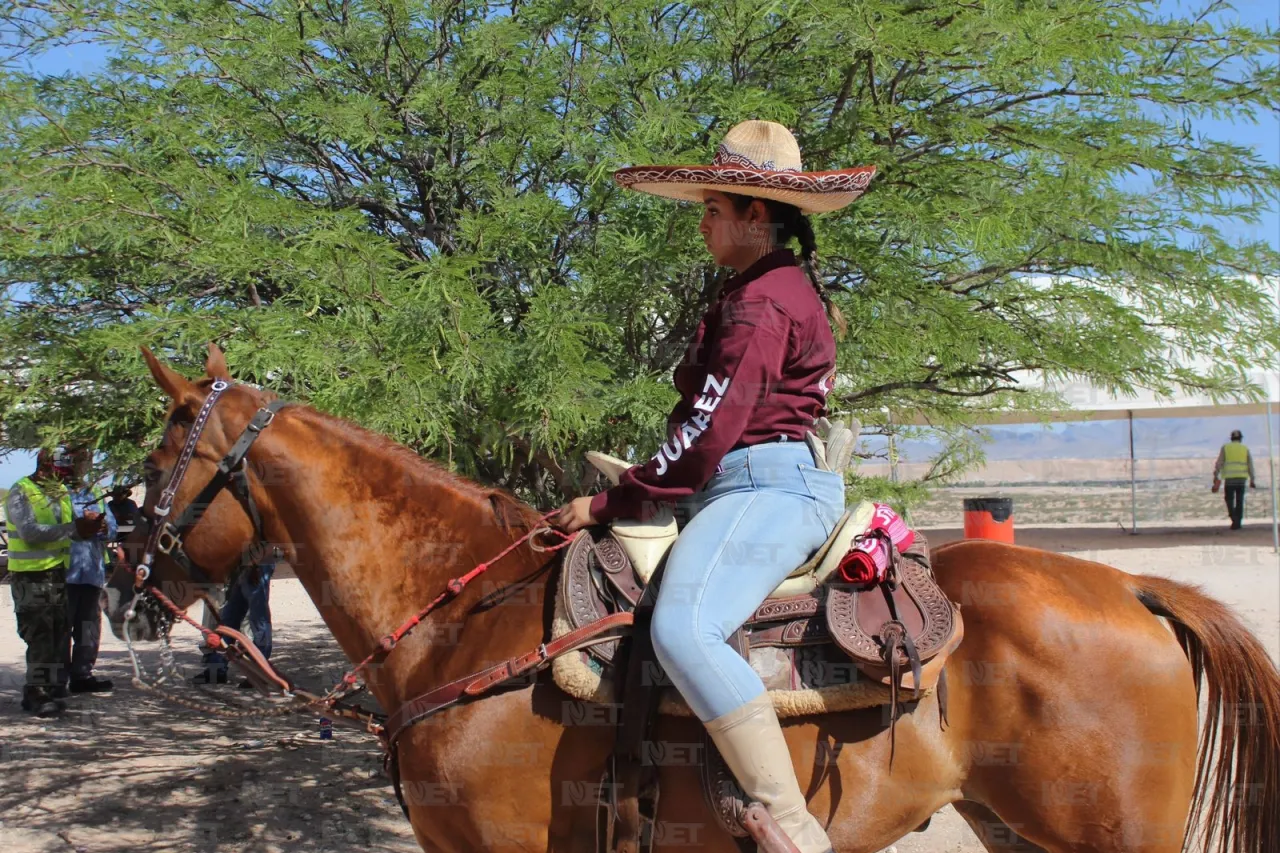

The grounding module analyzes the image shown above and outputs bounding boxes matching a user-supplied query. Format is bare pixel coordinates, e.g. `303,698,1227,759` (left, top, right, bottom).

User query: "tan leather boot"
704,693,833,853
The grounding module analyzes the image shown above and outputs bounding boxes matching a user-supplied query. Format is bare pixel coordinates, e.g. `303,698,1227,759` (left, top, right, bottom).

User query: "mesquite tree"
1,0,1277,505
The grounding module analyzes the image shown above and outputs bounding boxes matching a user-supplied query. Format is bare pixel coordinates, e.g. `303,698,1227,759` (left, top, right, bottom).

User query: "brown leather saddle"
562,523,961,711
561,521,962,846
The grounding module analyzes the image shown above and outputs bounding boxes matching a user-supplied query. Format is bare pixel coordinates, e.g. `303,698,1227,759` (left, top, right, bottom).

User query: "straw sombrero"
614,120,876,215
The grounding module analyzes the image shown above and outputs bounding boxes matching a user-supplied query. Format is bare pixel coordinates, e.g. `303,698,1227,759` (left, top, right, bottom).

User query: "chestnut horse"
106,346,1280,853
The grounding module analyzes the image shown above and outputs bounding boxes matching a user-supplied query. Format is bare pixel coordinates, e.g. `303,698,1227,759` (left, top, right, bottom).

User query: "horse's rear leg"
936,543,1198,853
953,802,1049,853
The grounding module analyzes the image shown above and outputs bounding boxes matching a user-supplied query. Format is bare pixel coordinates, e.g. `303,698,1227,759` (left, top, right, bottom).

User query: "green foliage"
1,0,1277,506
845,473,930,520
845,421,989,513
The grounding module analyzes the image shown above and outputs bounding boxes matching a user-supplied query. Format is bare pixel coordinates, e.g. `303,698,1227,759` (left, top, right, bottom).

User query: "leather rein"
125,380,635,812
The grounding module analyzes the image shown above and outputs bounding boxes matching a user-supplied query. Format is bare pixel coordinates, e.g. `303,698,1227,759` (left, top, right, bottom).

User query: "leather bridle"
129,378,288,600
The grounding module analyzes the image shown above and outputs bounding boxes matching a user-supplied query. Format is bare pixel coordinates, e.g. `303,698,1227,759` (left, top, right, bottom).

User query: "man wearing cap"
5,448,105,716
1213,429,1256,530
106,484,141,533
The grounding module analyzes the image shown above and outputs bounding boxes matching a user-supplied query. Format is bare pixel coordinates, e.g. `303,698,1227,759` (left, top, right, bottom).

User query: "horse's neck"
255,413,550,705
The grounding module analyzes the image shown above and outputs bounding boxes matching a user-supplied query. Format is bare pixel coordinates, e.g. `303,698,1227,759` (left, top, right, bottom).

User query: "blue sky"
1134,1,1279,248
2,1,1277,486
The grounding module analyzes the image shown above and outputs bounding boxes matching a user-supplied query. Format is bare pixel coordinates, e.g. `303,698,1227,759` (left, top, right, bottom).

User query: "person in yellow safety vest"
1212,429,1256,531
5,447,105,717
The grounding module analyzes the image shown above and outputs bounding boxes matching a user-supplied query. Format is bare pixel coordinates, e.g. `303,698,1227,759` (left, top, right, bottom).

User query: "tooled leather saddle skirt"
560,482,963,714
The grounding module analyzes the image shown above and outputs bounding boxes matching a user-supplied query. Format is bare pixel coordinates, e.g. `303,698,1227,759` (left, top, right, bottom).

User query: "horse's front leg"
398,685,614,852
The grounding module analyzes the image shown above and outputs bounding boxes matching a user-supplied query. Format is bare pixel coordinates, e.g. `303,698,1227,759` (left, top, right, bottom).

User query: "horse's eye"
143,462,163,486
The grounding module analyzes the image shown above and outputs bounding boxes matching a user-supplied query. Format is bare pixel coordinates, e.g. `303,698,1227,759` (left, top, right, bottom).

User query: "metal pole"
1129,410,1138,535
1267,398,1278,547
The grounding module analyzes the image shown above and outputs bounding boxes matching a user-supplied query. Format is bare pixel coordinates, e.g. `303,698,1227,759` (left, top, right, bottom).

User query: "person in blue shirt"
65,471,117,693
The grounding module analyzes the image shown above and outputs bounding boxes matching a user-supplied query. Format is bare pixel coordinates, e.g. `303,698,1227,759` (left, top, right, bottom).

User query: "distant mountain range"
888,414,1277,462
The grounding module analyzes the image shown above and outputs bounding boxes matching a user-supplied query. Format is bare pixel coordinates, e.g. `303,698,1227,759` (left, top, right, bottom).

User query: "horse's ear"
205,343,230,380
140,346,199,406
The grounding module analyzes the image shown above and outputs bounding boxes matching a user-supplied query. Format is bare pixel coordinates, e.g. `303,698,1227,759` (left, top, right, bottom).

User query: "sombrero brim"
614,164,876,214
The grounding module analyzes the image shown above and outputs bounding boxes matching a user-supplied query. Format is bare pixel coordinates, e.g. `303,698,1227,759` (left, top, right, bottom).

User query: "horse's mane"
226,382,544,533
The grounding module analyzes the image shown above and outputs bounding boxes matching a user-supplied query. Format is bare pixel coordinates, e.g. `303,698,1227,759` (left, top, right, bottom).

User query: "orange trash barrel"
963,497,1015,543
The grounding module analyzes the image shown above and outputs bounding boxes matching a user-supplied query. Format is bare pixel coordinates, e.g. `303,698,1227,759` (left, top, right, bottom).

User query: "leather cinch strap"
381,612,635,817
384,611,634,748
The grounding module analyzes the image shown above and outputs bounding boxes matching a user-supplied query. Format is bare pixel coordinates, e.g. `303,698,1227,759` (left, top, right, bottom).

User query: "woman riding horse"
106,120,1280,853
556,120,875,853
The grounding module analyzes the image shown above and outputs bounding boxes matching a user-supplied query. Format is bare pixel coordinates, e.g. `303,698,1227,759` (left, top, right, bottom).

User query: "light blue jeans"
651,441,845,722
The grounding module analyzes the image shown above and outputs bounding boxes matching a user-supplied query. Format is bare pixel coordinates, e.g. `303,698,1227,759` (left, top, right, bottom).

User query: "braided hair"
726,193,848,339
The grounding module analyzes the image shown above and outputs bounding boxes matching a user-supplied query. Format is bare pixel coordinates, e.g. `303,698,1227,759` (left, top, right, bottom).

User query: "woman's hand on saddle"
555,496,598,533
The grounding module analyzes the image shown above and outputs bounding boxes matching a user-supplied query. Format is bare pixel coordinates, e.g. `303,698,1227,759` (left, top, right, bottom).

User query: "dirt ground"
1,522,1277,853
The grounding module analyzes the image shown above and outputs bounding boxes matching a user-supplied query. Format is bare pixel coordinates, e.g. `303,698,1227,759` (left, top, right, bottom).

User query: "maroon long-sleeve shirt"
590,249,837,523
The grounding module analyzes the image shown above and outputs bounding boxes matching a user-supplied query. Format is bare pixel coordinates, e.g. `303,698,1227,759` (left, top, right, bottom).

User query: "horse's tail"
1134,574,1280,853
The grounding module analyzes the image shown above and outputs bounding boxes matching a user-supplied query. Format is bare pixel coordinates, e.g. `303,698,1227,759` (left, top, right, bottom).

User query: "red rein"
136,510,577,703
330,511,576,699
